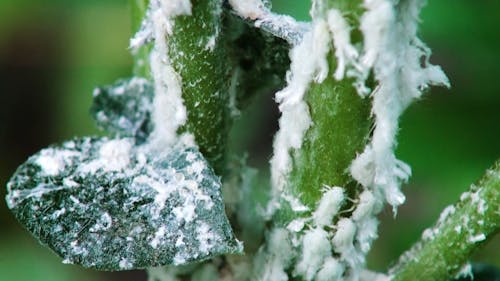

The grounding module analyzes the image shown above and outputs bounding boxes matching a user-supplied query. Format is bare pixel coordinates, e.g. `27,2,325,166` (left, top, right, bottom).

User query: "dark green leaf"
91,78,154,143
6,137,241,270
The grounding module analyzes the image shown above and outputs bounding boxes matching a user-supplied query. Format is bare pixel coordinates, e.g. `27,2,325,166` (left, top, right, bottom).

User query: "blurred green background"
0,0,498,280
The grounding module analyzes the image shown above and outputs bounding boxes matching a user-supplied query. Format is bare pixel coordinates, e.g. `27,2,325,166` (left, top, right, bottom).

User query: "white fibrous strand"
350,0,450,212
228,0,309,45
130,0,192,149
326,9,360,81
269,19,330,214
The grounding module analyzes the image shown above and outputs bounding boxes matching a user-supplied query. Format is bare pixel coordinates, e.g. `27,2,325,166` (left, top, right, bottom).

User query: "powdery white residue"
270,19,330,207
35,149,81,176
351,0,450,212
185,180,214,209
258,228,294,281
70,240,89,257
78,138,134,174
36,154,65,176
326,9,359,81
312,186,344,227
150,225,167,248
99,138,133,171
295,228,332,281
133,174,175,218
172,198,197,223
119,258,133,269
89,212,113,232
196,222,219,254
173,253,187,265
51,208,66,219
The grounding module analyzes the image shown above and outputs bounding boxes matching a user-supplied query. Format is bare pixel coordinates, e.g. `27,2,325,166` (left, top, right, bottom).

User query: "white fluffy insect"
332,218,365,280
316,257,344,281
332,218,356,252
352,190,379,222
313,186,345,226
356,217,379,254
295,228,332,281
258,228,294,281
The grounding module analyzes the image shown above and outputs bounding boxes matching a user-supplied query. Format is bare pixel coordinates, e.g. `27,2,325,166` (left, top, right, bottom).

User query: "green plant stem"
130,0,230,175
168,0,230,175
391,160,500,281
277,0,371,224
288,58,372,209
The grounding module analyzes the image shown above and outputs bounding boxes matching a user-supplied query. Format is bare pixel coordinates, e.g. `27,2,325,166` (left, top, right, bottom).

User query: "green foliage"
7,136,240,270
91,78,154,143
1,0,499,280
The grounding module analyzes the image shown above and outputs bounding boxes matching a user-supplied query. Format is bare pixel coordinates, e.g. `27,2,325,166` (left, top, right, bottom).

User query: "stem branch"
391,160,500,281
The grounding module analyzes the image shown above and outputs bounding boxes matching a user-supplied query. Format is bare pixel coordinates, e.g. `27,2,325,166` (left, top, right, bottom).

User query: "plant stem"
288,58,372,209
130,0,230,175
168,0,230,175
278,0,371,223
391,160,500,281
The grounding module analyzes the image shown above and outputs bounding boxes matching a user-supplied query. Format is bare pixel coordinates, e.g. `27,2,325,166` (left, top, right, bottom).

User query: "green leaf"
6,137,241,271
91,78,154,143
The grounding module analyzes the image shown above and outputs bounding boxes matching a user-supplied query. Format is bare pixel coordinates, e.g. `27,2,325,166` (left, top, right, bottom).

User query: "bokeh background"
0,0,498,280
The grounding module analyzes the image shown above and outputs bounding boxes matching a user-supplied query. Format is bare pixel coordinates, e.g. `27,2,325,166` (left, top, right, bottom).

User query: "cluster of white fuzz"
240,0,449,280
258,186,385,281
131,0,192,148
350,0,450,211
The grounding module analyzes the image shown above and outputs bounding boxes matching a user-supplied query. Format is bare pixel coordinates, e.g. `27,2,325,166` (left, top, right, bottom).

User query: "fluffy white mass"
351,0,449,212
